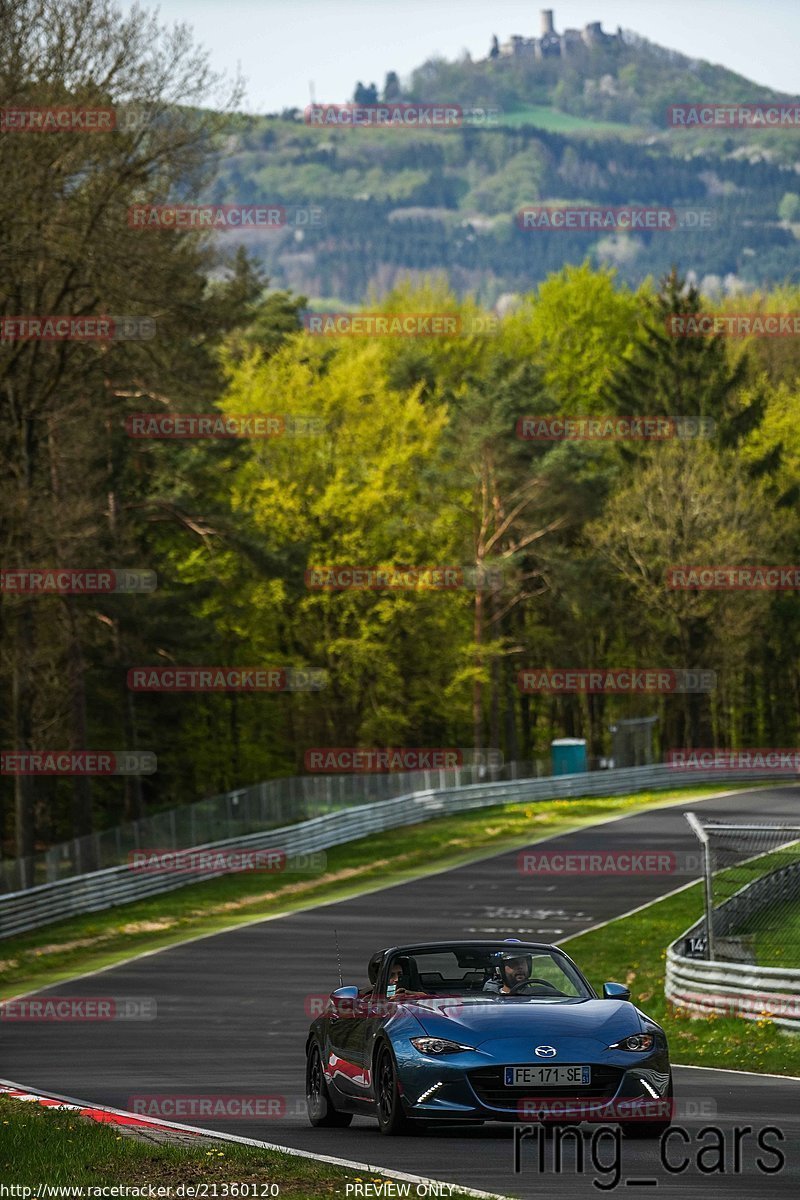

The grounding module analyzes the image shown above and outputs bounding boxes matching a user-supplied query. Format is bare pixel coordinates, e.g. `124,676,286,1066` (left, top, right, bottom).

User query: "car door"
350,973,396,1100
325,990,372,1102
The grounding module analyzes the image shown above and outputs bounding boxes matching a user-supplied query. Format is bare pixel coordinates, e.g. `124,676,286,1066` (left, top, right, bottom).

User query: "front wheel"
375,1044,417,1136
306,1043,353,1128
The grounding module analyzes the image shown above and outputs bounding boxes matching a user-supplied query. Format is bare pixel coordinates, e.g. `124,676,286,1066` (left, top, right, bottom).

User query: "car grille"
468,1066,624,1109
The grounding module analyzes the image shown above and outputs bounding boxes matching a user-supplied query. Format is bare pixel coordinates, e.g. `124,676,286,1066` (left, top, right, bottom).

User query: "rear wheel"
375,1044,417,1136
306,1043,353,1128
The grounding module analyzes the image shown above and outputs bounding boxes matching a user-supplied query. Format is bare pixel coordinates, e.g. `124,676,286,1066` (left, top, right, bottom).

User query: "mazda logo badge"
534,1045,557,1058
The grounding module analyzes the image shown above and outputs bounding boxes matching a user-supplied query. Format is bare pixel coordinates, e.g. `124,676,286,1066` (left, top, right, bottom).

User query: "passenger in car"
386,956,430,1001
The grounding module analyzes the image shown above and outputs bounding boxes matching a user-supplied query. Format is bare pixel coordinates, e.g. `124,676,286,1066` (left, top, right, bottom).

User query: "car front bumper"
396,1044,672,1124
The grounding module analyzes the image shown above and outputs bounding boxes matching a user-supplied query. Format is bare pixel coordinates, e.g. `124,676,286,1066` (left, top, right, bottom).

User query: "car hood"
401,996,642,1046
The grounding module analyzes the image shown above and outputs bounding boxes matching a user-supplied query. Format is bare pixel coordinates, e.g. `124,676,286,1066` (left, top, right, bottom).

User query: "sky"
118,0,799,114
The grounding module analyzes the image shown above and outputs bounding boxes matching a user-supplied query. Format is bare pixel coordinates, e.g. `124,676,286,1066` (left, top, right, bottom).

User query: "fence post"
685,812,715,962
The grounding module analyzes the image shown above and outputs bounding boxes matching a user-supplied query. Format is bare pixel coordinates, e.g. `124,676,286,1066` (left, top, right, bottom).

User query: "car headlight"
410,1037,474,1055
610,1034,655,1052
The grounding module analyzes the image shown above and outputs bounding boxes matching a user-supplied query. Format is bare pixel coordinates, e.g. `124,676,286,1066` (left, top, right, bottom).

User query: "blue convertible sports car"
305,940,673,1136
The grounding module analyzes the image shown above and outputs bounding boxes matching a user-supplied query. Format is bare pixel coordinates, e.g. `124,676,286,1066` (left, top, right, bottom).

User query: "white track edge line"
0,1078,508,1199
671,1063,800,1082
553,875,703,945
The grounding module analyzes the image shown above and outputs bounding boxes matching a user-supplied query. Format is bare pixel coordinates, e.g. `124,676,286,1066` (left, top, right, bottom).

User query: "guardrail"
0,758,547,893
0,763,788,940
665,860,800,1030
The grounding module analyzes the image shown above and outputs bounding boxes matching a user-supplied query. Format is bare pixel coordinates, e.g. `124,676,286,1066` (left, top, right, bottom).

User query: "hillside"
404,17,786,129
207,14,800,305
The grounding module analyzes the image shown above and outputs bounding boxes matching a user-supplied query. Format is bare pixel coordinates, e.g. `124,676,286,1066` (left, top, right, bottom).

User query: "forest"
3,0,800,865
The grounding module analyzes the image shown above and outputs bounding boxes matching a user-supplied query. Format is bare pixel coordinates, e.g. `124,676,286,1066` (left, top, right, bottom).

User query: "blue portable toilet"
551,737,587,776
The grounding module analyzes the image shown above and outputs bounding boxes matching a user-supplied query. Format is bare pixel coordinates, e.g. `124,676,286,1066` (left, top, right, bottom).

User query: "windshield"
385,945,591,1000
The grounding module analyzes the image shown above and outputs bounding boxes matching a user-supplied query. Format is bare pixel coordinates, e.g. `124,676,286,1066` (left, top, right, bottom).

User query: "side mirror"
329,984,360,1019
602,981,631,1001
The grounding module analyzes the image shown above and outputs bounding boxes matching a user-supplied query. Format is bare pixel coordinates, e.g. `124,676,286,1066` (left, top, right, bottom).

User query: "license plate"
504,1065,591,1087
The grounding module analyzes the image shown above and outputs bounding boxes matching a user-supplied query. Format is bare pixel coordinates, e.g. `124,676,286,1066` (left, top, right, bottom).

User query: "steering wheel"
509,976,563,995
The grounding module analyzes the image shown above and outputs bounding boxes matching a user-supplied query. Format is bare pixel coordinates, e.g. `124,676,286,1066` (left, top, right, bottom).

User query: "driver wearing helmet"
483,952,532,994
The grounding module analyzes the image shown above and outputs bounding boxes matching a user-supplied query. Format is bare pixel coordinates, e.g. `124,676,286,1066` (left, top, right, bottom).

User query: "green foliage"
778,192,800,223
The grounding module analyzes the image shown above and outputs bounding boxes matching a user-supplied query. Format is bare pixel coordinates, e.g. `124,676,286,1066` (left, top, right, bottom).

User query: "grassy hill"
205,27,800,304
405,26,788,129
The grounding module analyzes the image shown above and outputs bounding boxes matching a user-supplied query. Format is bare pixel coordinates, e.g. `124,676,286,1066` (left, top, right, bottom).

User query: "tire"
375,1043,417,1136
306,1042,353,1128
621,1074,673,1139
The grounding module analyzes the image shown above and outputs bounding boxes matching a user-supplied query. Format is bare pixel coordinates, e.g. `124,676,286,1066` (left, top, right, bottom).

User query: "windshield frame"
376,941,597,1000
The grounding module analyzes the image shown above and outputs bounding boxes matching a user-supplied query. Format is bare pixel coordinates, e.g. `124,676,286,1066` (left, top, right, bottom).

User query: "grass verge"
0,785,741,1000
748,897,800,967
496,104,638,136
561,881,800,1077
0,1094,481,1195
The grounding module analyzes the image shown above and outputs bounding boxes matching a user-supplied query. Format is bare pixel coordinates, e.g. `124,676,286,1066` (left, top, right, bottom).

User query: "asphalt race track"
4,785,800,1197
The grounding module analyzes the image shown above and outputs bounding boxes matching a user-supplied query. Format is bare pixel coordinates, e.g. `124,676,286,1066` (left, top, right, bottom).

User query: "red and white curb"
0,1081,187,1134
0,1079,508,1200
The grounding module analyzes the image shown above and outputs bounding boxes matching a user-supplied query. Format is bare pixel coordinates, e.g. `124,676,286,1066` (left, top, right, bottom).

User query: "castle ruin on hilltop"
493,9,622,60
